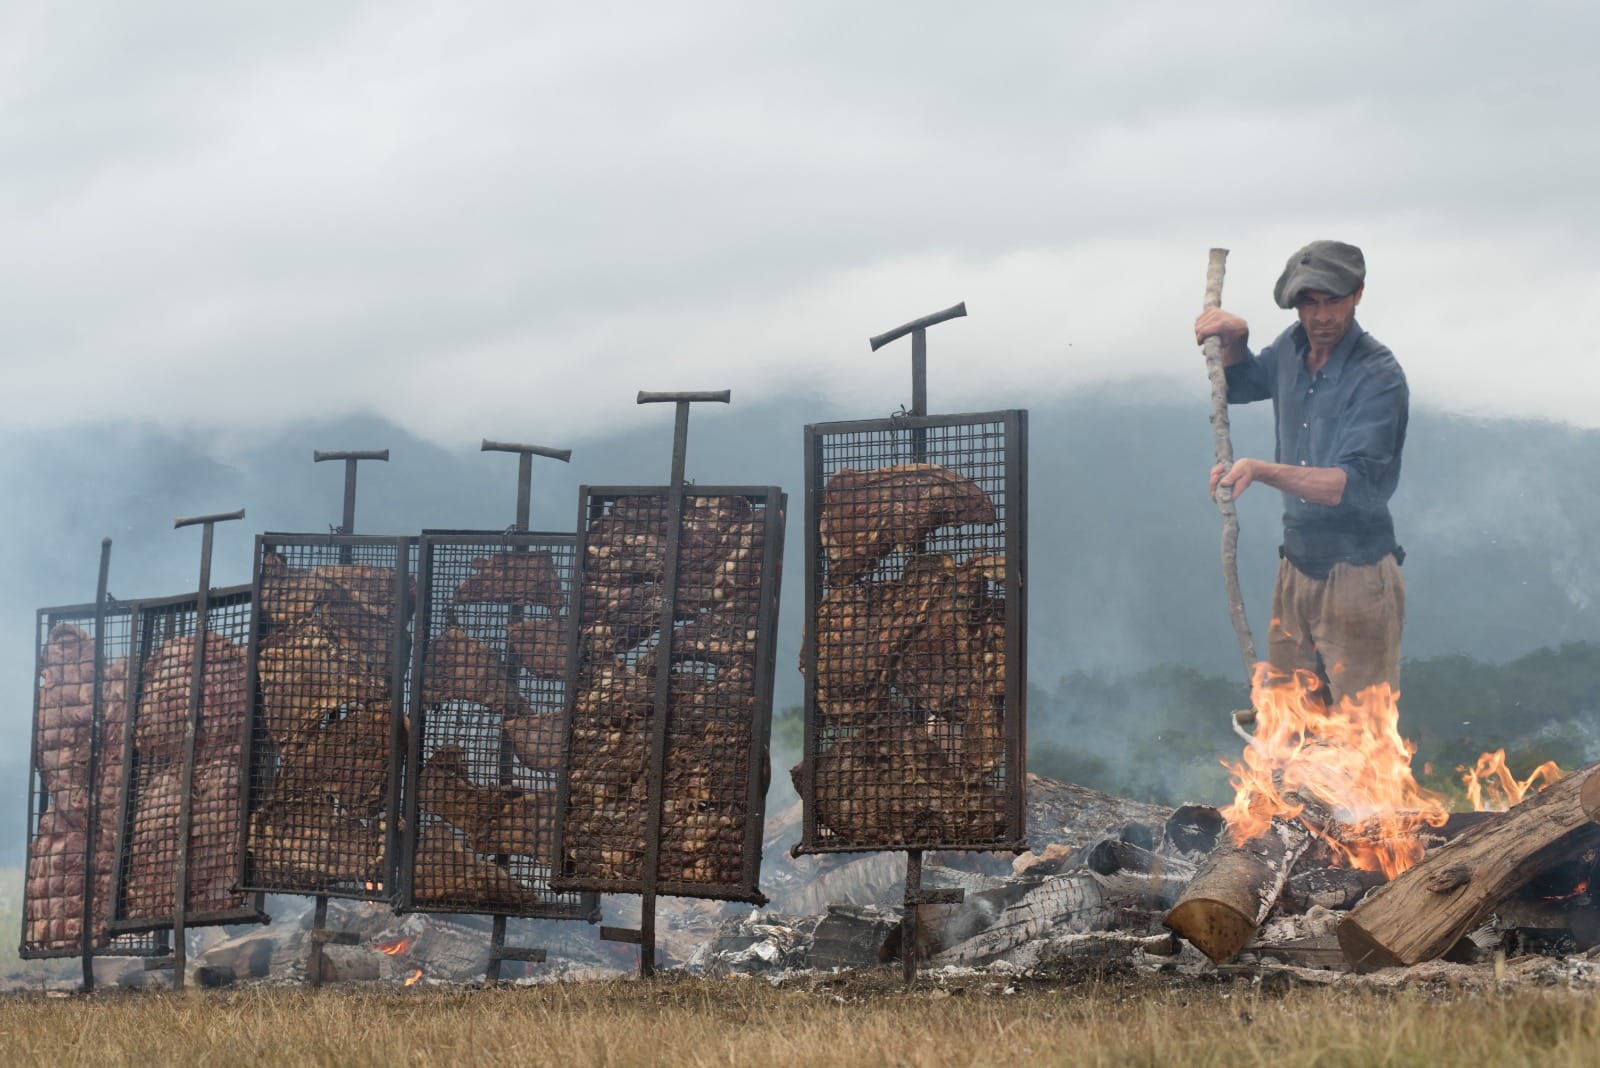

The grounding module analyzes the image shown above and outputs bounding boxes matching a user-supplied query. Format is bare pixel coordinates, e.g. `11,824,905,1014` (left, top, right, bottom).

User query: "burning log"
1162,816,1312,963
1337,759,1600,971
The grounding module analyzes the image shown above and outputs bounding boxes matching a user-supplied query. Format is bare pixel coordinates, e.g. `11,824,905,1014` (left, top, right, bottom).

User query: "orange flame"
375,935,417,957
404,968,423,987
1460,749,1562,811
1223,665,1449,879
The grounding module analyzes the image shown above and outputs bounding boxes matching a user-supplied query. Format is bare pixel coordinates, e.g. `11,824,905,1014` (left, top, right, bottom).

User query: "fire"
404,968,423,987
1460,749,1562,811
1223,664,1449,879
375,935,417,957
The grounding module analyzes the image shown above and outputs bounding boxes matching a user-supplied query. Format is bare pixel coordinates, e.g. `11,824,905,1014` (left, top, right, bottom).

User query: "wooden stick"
1200,247,1257,677
1338,759,1600,971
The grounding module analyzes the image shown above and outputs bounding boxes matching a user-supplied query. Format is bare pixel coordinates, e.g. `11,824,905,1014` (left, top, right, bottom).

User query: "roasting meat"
820,463,997,586
454,551,564,608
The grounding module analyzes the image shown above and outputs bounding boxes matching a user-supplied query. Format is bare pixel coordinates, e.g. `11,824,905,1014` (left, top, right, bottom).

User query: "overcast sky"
4,2,1598,448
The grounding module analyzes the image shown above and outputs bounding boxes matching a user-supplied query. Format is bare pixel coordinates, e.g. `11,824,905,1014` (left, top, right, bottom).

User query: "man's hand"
1210,458,1259,500
1210,457,1347,506
1195,308,1250,364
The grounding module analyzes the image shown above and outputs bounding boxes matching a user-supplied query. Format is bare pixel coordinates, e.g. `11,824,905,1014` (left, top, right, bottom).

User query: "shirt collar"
1292,319,1364,382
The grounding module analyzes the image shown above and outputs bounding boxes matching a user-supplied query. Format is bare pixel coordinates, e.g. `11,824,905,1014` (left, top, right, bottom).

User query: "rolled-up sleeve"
1224,347,1275,404
1333,369,1408,511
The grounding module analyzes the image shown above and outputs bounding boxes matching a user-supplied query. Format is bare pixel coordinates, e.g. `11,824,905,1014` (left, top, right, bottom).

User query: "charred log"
1338,759,1600,971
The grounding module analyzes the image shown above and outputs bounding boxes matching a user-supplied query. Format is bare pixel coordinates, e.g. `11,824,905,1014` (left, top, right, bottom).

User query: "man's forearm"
1251,461,1346,506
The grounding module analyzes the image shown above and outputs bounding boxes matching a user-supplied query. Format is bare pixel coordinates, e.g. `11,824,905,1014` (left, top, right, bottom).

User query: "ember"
374,935,416,957
404,968,423,987
1222,665,1448,879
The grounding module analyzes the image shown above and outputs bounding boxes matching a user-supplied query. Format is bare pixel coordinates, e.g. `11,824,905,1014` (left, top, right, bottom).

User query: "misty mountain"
4,385,1599,861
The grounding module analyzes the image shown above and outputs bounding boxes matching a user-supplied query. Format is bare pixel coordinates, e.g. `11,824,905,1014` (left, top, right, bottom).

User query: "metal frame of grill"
553,476,790,978
23,595,164,964
108,583,269,936
551,482,786,907
239,533,415,904
400,528,601,926
795,409,1029,854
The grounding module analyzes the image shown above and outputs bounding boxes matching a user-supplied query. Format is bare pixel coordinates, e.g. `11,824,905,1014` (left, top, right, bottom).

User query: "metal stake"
79,538,113,992
479,438,571,981
603,389,730,977
870,306,970,986
304,448,389,986
168,508,246,990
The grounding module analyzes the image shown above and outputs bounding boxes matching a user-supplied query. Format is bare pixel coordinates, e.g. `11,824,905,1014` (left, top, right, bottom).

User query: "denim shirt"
1224,319,1407,575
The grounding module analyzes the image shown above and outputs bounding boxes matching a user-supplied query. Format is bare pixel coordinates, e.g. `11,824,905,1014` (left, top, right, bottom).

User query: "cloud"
3,2,1598,446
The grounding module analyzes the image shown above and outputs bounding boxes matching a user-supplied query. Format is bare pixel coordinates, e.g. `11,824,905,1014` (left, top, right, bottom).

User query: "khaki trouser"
1266,554,1405,706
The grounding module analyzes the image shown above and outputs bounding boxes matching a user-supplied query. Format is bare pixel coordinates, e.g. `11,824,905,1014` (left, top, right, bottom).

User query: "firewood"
1164,804,1225,855
1278,865,1388,913
929,873,1112,966
1163,817,1312,963
1086,838,1196,881
1337,759,1600,970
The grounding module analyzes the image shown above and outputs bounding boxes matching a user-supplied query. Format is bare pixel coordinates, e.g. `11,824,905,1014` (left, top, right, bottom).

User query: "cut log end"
1334,916,1406,973
1582,771,1600,825
1163,898,1256,964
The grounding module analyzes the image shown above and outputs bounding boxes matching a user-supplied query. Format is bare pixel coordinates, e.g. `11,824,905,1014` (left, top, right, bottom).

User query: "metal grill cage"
553,486,785,902
110,587,263,931
241,535,413,900
400,530,598,920
23,603,162,958
796,411,1028,854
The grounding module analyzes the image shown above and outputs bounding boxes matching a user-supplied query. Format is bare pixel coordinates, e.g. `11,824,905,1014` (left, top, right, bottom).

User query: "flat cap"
1273,240,1366,309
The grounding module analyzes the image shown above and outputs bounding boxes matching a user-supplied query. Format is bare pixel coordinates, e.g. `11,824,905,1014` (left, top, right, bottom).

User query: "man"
1193,240,1408,705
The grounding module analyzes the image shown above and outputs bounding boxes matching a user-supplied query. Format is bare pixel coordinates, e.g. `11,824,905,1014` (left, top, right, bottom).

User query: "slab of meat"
505,617,570,680
803,715,1007,845
421,626,526,714
503,710,564,773
454,551,564,608
411,824,529,908
257,618,389,747
133,632,248,767
820,464,997,586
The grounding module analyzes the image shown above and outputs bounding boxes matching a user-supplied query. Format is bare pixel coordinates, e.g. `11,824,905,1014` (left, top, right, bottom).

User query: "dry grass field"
2,968,1599,1067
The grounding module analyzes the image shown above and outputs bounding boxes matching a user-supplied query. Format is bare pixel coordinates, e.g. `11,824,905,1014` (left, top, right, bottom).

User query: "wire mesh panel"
554,486,785,902
400,531,599,920
796,411,1028,854
111,587,262,931
22,604,161,958
241,535,413,900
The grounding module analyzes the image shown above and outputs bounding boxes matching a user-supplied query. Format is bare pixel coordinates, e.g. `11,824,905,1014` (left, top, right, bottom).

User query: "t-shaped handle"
637,390,730,489
868,302,966,417
481,439,574,530
313,449,389,535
